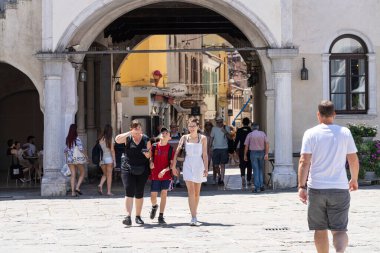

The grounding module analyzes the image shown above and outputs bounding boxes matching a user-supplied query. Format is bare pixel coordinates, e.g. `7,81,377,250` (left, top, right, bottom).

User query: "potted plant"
356,140,380,180
347,123,379,180
347,123,378,142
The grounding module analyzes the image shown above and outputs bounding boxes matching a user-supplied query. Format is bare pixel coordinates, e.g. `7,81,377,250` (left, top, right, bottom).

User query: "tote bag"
61,163,71,177
72,145,87,164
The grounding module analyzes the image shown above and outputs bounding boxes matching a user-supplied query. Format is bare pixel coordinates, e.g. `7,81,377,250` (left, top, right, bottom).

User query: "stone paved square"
1,168,379,253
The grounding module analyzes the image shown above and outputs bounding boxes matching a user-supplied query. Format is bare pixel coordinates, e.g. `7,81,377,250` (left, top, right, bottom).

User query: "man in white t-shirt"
298,100,359,253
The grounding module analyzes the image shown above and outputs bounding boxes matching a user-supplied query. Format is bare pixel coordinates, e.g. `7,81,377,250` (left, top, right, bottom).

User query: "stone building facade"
0,0,379,195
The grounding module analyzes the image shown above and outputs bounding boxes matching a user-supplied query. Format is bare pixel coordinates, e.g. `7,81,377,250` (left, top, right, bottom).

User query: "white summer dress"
182,134,207,183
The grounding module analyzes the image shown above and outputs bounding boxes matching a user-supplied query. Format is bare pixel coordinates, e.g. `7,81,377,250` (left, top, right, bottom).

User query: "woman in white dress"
172,118,208,226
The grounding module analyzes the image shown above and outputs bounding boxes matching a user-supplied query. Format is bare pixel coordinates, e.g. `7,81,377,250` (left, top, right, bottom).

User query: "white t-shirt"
301,124,357,189
211,126,230,149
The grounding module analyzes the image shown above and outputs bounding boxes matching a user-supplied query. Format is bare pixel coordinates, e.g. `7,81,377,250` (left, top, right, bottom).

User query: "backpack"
151,143,174,165
92,140,103,165
224,126,235,153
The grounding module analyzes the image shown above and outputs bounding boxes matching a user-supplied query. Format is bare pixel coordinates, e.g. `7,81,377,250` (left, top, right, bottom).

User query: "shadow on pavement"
139,221,234,229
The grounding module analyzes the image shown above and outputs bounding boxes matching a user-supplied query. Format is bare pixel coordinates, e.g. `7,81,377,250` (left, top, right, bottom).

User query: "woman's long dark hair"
100,124,113,149
66,124,78,149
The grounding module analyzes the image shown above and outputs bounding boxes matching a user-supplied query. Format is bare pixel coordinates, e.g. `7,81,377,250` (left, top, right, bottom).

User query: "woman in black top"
115,120,151,226
234,117,252,188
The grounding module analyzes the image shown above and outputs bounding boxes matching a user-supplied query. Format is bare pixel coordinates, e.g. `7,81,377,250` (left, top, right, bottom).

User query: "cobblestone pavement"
0,167,379,253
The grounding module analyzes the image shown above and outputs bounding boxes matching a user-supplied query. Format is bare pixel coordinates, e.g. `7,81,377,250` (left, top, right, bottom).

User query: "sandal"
75,189,83,195
97,185,103,195
106,193,114,196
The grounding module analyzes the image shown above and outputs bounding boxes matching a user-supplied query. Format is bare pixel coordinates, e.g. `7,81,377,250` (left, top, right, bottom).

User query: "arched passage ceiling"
0,62,37,102
105,2,249,43
103,2,258,66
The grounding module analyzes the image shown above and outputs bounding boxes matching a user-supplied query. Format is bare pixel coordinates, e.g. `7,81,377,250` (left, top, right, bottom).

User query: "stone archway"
56,0,279,52
40,0,298,196
0,62,44,186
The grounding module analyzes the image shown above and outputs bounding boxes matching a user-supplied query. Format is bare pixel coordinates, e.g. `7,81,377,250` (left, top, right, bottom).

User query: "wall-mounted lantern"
301,57,309,80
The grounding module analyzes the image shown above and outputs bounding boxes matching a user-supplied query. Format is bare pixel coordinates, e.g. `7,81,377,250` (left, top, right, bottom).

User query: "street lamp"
301,57,309,80
79,68,87,82
113,76,121,91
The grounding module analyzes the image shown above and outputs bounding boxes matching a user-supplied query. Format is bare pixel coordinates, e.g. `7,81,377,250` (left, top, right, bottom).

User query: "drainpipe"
214,63,222,115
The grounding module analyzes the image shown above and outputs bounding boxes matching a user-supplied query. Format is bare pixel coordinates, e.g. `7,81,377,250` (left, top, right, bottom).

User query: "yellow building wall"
218,52,228,97
202,34,229,97
120,35,167,87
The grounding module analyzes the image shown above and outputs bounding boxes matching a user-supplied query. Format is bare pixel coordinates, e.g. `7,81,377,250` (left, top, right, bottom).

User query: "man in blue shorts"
211,117,231,185
298,100,359,253
149,127,176,224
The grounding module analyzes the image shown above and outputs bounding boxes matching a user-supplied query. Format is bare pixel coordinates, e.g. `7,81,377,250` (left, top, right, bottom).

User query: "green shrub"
347,124,379,179
347,123,377,138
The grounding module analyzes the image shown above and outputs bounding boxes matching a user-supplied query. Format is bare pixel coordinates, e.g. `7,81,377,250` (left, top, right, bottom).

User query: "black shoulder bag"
121,135,148,175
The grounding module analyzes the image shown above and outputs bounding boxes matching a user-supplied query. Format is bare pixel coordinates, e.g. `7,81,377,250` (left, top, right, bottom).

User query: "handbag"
72,145,87,164
121,155,146,175
129,165,146,175
10,156,23,179
176,136,187,162
61,163,71,177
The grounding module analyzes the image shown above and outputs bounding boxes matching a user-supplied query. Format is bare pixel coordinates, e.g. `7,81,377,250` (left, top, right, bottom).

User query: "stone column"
86,56,97,155
77,67,87,151
267,48,298,189
38,54,67,196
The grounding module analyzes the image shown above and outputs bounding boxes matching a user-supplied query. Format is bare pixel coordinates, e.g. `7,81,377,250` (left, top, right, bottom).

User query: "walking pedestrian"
97,124,116,196
64,124,87,197
298,100,359,253
115,120,151,226
172,117,208,226
169,123,182,188
149,127,177,224
244,122,269,192
234,117,252,188
210,117,231,185
203,121,213,172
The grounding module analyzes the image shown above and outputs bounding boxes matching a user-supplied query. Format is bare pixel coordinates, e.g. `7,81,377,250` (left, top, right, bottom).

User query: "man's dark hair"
7,139,14,147
242,117,250,126
130,120,142,129
27,135,35,142
318,100,335,117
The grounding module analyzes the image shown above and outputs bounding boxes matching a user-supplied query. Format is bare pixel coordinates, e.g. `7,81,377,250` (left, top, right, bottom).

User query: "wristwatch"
298,185,307,190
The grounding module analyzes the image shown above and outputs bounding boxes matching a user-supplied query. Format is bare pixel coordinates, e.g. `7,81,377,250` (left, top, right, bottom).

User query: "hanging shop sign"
134,97,148,105
204,111,216,120
170,84,187,97
191,106,201,116
180,100,197,109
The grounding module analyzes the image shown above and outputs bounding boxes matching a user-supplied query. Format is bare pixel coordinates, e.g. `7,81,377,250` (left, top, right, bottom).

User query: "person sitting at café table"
7,139,31,182
22,135,41,179
23,135,37,157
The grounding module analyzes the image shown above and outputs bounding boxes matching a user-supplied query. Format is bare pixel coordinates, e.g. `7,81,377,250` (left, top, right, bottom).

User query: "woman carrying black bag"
115,120,151,226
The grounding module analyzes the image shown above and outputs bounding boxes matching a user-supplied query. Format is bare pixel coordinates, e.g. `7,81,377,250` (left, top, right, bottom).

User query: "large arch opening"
0,62,43,188
52,0,277,187
67,1,272,127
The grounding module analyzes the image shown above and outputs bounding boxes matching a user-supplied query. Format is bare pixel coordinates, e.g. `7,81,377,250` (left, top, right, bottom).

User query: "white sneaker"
190,217,197,226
